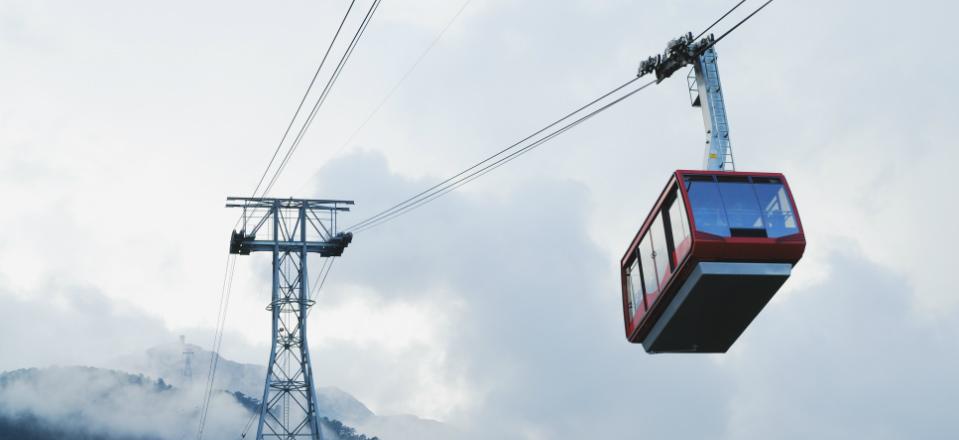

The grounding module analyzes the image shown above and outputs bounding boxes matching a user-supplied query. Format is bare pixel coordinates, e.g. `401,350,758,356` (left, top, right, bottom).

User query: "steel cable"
350,79,657,233
707,0,774,48
346,0,777,233
694,0,748,41
346,77,643,231
250,0,360,200
196,253,238,439
295,0,474,195
261,0,384,197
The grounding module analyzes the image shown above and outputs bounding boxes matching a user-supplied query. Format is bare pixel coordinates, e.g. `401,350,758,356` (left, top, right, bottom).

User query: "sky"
1,0,958,438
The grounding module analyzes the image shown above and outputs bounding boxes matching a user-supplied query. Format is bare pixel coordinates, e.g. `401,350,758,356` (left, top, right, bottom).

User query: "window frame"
684,175,732,237
626,256,643,318
637,231,658,305
662,187,692,269
649,211,671,289
715,176,768,236
752,179,800,238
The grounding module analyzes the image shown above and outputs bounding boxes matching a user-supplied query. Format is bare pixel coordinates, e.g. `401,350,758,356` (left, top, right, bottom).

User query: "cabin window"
685,176,731,236
753,181,799,238
716,177,766,236
638,234,657,296
650,214,670,287
667,189,691,261
627,259,642,315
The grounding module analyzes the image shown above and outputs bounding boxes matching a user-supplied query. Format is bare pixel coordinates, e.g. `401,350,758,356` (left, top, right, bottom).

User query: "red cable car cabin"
621,170,805,353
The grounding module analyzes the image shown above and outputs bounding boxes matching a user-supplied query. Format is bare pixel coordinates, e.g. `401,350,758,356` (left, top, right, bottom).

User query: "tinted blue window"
753,183,799,238
685,178,730,237
717,181,765,231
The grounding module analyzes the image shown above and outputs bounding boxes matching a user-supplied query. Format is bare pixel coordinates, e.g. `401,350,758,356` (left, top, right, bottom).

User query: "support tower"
227,197,354,440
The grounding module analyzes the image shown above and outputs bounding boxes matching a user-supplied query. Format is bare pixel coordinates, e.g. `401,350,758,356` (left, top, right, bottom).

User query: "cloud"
722,252,959,440
0,284,172,372
304,150,738,438
300,150,959,439
2,0,959,438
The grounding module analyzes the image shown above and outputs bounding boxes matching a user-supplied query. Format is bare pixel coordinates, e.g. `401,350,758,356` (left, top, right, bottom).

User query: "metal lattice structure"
227,197,354,440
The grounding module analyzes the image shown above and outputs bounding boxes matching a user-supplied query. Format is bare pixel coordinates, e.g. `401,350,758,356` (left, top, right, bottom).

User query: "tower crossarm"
226,197,355,256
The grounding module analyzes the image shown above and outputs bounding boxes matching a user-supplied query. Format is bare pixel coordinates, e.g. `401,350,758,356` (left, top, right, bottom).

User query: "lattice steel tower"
228,197,354,440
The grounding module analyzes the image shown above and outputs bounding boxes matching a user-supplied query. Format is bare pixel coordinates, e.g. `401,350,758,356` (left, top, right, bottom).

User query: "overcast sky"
2,0,958,438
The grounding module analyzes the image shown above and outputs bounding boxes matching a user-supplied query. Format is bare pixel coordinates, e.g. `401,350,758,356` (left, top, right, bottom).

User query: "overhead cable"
349,78,656,233
261,0,384,197
250,0,360,200
299,0,474,195
693,0,747,40
195,253,238,439
346,0,777,233
346,76,642,231
239,404,260,438
309,258,336,304
708,0,774,48
305,258,336,319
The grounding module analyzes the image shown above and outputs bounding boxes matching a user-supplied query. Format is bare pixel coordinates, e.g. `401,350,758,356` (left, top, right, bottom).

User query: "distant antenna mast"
181,335,194,384
228,197,354,440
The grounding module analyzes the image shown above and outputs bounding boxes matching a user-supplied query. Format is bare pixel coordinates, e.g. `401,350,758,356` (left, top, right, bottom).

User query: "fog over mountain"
0,285,454,439
0,356,391,440
110,341,457,439
0,366,248,440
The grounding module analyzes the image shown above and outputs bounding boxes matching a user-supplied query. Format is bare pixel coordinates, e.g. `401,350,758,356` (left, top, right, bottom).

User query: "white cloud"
2,0,959,438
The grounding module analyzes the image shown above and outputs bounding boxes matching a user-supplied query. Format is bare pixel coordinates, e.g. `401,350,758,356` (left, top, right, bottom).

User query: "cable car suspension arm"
636,0,774,171
638,33,733,171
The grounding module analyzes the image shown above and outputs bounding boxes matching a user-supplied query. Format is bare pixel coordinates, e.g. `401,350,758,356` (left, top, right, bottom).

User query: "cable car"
620,170,805,353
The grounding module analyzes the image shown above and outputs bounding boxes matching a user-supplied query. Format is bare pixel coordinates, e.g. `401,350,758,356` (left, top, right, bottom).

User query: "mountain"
112,341,262,397
0,366,234,440
113,341,459,439
0,411,156,440
111,341,376,424
0,367,376,440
